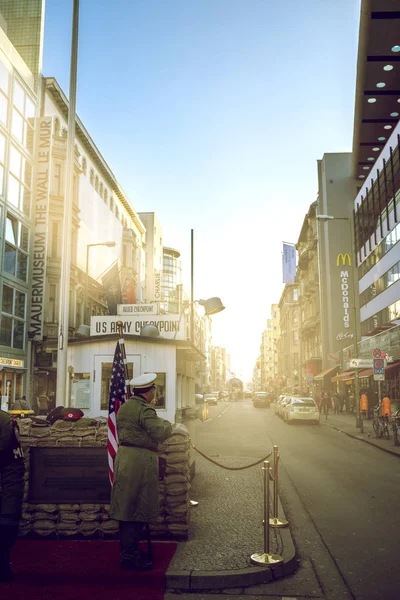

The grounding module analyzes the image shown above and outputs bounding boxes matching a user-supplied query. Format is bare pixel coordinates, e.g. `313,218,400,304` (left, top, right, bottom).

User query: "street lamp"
174,297,225,340
316,214,361,428
84,241,116,325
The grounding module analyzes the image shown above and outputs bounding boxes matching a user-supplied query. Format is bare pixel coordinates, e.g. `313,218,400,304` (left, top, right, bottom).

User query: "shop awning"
314,366,338,381
383,361,400,373
331,371,355,382
359,369,373,378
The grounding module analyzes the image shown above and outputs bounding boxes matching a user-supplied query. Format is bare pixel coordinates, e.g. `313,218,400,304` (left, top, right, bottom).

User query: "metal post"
56,0,79,407
349,217,361,429
250,461,283,567
190,229,194,344
269,446,288,528
378,379,382,404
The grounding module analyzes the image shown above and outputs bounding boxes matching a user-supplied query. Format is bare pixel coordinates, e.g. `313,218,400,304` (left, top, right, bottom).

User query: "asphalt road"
191,400,400,600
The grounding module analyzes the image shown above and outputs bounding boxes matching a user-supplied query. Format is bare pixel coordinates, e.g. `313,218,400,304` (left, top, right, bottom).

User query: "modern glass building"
161,246,182,314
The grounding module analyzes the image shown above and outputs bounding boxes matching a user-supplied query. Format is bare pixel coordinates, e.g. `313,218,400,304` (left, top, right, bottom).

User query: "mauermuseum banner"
91,315,185,340
29,117,53,341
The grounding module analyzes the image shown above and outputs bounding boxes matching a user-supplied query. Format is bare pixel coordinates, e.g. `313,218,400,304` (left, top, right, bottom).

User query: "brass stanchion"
269,445,288,528
250,460,283,567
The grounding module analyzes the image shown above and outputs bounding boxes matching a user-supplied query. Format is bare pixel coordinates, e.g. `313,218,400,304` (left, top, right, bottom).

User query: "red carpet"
2,539,177,600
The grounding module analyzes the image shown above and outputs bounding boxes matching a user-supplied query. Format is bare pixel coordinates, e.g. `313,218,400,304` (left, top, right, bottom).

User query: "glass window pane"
9,145,21,177
14,291,25,319
11,109,23,143
0,315,12,346
26,123,34,154
2,285,13,313
13,80,24,112
22,187,30,216
5,215,17,244
0,166,3,195
23,160,32,187
17,250,27,281
0,132,5,163
0,93,7,125
19,224,29,252
0,60,9,94
25,96,35,119
7,175,20,208
13,320,24,349
4,243,16,275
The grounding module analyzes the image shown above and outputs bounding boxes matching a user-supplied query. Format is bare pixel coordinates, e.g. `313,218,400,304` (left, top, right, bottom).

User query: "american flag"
107,341,127,484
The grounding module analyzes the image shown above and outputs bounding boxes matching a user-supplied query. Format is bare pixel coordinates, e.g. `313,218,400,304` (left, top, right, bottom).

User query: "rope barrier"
191,443,272,470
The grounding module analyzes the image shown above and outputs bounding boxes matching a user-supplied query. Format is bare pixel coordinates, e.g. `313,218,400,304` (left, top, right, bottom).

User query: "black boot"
0,525,18,583
120,551,153,571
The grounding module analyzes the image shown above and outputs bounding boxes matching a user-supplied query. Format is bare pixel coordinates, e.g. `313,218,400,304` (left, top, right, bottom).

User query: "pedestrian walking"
0,410,25,582
323,391,331,416
110,373,173,571
333,392,341,415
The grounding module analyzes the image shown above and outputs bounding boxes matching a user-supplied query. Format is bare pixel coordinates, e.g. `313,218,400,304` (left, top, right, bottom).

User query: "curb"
166,519,298,592
322,421,400,458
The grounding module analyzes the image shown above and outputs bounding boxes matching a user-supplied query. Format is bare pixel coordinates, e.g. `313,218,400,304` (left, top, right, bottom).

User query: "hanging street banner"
90,315,185,340
282,243,296,284
29,117,53,341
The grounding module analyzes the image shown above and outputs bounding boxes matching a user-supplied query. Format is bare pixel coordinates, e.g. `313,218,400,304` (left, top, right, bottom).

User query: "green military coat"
109,395,172,522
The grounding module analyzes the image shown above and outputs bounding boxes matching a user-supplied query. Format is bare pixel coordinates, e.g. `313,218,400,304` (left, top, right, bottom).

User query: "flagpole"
56,0,79,406
116,321,131,397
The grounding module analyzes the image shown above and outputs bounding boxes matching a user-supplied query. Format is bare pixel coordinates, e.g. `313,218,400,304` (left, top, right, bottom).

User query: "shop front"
0,356,26,411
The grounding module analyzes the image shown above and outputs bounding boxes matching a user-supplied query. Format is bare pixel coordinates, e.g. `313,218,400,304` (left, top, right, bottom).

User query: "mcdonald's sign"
336,253,351,267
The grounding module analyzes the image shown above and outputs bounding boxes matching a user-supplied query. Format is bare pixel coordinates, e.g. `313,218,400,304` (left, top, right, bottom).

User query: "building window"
115,205,119,220
293,288,298,301
89,169,94,185
109,196,114,212
53,162,62,197
0,284,26,349
104,189,108,204
0,59,9,127
8,144,32,216
81,156,87,175
4,213,29,281
11,80,34,152
48,283,56,322
95,175,99,192
0,130,5,195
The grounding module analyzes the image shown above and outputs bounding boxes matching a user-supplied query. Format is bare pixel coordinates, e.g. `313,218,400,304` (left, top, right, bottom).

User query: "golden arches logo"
336,253,351,267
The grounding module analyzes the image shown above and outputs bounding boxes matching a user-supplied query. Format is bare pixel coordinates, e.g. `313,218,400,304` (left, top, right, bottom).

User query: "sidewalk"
166,452,297,593
320,411,400,457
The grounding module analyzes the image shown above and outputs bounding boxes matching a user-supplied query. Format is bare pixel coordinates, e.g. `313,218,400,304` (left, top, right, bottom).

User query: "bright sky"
42,0,361,382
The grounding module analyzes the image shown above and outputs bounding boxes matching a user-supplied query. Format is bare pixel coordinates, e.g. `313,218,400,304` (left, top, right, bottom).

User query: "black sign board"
28,447,110,504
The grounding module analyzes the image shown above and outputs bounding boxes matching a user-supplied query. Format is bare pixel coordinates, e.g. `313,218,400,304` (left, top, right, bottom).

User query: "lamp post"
174,297,225,341
316,214,361,428
84,242,116,325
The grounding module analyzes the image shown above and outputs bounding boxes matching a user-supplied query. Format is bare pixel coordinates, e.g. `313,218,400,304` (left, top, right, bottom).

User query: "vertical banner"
29,117,54,340
282,243,296,284
102,261,122,315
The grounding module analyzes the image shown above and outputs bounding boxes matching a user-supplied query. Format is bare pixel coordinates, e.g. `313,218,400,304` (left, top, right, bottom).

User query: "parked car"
278,396,292,418
253,392,270,408
204,393,218,406
284,397,320,424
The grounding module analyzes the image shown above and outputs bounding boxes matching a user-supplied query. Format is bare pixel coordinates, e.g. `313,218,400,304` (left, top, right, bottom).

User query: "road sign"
349,358,373,369
372,348,382,358
373,358,385,382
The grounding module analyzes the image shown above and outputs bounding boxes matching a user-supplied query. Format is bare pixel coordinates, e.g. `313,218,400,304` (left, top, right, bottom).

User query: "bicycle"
392,410,400,446
372,406,390,440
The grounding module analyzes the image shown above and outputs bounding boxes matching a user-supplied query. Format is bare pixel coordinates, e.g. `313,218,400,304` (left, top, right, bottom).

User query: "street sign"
349,358,373,369
372,348,382,358
373,358,385,382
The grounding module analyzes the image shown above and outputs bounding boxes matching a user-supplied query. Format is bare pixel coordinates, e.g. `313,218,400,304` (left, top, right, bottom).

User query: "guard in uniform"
110,373,172,570
0,410,25,582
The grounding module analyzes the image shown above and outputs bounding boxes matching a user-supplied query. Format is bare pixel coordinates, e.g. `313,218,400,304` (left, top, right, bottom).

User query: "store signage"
90,315,184,339
0,357,23,367
339,266,351,330
29,117,53,341
154,270,161,300
349,358,373,369
117,304,158,315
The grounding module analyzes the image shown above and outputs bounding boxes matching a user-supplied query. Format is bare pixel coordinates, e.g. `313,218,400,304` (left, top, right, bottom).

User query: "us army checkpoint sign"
90,315,185,340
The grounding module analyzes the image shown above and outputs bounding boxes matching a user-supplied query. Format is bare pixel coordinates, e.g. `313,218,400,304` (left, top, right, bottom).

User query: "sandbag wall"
17,418,191,540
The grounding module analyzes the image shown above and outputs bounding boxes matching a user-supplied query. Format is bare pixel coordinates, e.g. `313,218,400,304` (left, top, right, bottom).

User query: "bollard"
250,460,283,567
269,445,288,528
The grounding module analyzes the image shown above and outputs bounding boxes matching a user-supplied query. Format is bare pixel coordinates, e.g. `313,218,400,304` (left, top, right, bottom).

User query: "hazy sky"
42,0,361,381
